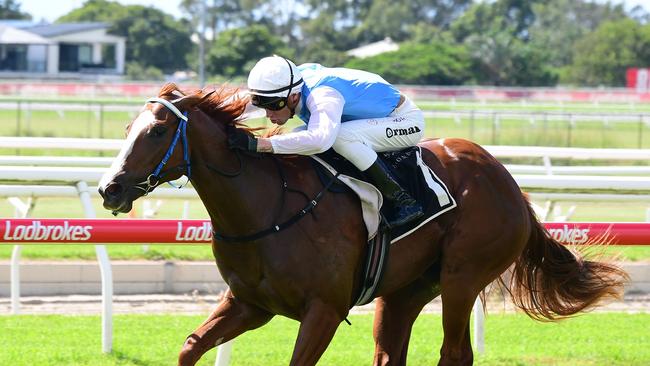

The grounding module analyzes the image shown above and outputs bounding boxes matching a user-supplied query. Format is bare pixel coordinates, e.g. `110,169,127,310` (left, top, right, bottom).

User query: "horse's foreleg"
373,275,441,366
178,289,273,366
288,300,343,366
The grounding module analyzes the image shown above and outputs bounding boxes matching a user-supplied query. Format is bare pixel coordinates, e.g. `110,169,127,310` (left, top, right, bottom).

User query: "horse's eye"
148,125,167,137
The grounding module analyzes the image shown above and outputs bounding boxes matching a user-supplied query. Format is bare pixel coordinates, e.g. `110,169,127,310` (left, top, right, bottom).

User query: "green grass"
2,99,650,149
0,313,648,365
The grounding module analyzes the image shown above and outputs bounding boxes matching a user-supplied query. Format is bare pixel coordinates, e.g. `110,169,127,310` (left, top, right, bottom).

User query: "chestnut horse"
98,84,626,366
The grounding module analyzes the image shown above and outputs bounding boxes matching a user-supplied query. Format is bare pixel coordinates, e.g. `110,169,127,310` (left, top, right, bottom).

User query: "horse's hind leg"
438,233,520,366
178,289,273,366
438,277,476,366
373,273,441,366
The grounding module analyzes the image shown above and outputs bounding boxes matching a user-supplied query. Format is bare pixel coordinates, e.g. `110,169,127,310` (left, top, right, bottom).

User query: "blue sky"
19,0,650,23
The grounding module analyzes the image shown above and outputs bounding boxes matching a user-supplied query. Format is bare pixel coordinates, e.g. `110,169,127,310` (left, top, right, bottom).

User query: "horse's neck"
190,138,282,236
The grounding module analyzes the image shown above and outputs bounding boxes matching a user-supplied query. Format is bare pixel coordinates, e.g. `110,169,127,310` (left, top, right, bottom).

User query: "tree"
349,0,472,44
567,19,650,86
0,0,31,19
295,12,355,66
179,0,257,38
57,0,128,22
344,41,471,85
464,32,556,85
529,0,626,81
450,0,557,86
451,0,541,43
58,0,193,73
206,25,292,78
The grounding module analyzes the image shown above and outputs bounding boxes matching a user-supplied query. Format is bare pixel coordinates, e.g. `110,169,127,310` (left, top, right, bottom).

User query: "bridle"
134,97,192,195
132,95,339,243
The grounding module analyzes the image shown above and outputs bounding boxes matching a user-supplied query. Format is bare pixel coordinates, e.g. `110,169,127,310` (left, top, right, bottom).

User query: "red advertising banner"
1,219,649,246
627,68,650,91
0,219,212,244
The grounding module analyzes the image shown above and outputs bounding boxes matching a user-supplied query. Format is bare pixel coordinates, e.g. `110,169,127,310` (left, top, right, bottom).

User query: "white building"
0,21,126,79
346,37,399,59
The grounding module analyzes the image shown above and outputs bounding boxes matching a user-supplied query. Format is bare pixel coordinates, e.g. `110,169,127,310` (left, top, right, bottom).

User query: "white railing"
0,137,121,151
2,156,650,177
1,166,648,191
422,110,650,124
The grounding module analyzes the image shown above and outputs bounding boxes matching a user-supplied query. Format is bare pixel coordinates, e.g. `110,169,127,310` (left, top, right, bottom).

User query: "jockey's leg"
331,96,426,227
178,289,273,366
363,158,424,226
289,300,343,366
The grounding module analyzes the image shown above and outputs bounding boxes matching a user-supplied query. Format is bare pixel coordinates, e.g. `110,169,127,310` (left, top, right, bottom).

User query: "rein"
212,169,340,242
145,96,340,243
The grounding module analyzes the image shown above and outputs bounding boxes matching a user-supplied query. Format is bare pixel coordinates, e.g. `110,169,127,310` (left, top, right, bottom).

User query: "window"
59,43,93,72
0,44,47,72
102,44,116,69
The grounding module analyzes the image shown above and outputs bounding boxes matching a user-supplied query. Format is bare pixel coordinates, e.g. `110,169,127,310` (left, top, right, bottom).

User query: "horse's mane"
158,83,283,137
158,83,245,125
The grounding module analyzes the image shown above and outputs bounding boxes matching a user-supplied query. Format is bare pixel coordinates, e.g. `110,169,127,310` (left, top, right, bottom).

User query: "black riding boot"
364,158,424,227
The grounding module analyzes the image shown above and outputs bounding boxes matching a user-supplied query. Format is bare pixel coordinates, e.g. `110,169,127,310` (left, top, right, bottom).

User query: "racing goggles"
251,94,288,111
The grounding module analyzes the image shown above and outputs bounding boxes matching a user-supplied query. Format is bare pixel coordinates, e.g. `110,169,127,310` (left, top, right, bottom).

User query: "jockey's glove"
227,127,258,152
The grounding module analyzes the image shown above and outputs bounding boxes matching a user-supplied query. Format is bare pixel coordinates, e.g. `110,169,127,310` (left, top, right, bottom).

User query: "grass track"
0,313,648,365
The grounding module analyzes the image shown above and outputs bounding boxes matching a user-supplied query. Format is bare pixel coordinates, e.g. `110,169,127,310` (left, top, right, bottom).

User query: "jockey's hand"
227,127,258,152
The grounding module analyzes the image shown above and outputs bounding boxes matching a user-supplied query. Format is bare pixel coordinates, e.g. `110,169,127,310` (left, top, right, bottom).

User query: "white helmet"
247,56,303,98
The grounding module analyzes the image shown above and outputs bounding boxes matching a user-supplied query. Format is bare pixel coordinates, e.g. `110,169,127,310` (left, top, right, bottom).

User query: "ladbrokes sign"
175,222,212,241
547,224,590,245
1,219,213,243
3,219,638,245
4,220,92,241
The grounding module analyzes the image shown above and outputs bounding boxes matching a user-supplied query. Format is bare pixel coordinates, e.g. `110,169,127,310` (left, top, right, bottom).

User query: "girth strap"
353,221,391,306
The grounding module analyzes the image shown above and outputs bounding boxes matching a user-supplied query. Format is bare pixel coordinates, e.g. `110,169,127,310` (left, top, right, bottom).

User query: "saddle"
313,147,456,241
312,147,456,306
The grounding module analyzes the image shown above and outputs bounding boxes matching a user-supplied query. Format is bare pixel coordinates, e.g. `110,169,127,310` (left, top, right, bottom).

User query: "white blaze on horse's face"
98,109,156,191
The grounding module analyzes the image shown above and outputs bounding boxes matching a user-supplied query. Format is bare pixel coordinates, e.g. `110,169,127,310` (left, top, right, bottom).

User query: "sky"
18,0,650,23
21,0,184,22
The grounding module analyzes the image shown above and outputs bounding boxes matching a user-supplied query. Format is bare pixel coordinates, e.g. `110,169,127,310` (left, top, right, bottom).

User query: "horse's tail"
505,200,628,321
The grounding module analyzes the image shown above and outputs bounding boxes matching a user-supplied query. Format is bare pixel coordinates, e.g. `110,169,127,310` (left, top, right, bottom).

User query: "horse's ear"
172,90,215,110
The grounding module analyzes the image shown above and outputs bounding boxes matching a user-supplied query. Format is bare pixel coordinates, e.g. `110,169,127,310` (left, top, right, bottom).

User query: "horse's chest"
214,251,303,317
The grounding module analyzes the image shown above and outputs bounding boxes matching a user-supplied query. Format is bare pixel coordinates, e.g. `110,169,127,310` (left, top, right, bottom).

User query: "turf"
0,313,648,365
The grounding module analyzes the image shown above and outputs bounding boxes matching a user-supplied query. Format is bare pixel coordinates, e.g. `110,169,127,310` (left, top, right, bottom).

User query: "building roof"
346,37,399,59
0,24,52,45
25,22,110,37
0,20,42,29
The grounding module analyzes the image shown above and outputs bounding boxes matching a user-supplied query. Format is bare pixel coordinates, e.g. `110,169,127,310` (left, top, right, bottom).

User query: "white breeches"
331,96,425,171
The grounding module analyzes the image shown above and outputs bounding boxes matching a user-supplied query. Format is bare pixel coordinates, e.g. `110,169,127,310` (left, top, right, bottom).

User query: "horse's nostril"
105,183,123,197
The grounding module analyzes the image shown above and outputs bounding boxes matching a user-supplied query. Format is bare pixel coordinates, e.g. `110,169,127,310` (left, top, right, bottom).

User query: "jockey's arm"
257,87,344,154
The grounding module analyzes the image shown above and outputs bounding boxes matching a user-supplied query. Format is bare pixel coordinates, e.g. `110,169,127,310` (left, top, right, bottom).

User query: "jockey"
228,55,425,227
